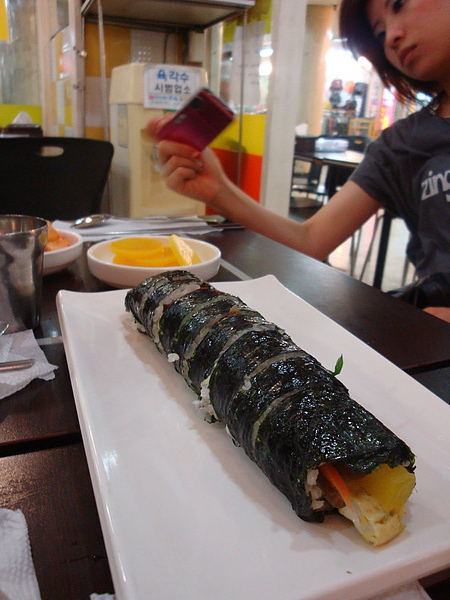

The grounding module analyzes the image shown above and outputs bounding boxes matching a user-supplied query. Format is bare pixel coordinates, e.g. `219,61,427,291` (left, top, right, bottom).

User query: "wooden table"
1,229,449,599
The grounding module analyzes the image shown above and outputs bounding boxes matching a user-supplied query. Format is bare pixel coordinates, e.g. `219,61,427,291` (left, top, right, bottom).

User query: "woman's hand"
145,118,231,213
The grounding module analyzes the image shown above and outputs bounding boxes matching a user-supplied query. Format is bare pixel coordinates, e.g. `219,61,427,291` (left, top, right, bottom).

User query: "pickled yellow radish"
109,235,201,267
169,234,200,265
110,237,163,259
358,464,416,512
112,246,178,267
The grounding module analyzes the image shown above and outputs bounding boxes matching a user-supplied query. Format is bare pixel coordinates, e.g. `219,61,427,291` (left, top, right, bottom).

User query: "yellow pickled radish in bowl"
109,235,200,267
169,234,201,265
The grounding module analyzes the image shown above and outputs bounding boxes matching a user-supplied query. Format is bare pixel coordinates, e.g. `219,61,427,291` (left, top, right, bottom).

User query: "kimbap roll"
125,271,416,546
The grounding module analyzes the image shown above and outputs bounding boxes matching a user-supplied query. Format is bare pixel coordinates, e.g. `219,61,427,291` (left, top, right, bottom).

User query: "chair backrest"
0,136,114,221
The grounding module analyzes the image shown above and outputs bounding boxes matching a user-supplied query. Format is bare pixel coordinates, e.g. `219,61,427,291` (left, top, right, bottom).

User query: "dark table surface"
1,228,449,600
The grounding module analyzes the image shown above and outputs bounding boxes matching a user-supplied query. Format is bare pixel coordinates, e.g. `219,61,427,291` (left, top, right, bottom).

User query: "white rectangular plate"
57,275,450,600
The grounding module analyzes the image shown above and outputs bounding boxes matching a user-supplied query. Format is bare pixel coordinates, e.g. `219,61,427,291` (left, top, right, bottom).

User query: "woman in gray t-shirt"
147,0,450,323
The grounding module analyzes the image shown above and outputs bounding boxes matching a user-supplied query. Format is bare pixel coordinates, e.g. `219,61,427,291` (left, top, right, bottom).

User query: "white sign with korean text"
143,64,202,110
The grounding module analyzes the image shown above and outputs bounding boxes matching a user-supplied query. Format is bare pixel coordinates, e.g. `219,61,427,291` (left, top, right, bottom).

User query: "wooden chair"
0,137,114,221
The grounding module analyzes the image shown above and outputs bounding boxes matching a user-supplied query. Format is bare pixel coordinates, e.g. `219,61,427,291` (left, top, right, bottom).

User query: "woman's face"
366,0,450,87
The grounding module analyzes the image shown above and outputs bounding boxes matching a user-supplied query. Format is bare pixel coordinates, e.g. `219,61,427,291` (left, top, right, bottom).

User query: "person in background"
147,0,450,323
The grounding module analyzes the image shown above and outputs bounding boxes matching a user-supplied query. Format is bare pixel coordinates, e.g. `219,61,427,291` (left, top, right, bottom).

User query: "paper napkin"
0,330,57,400
0,508,41,600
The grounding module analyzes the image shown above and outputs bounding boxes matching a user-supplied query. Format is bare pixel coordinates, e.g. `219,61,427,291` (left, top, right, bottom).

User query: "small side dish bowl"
87,236,221,288
43,229,83,276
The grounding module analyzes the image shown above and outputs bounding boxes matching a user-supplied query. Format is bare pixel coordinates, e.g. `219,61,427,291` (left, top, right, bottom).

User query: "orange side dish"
45,221,71,252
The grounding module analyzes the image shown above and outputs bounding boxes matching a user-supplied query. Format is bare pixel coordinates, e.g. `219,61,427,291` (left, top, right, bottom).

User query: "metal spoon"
71,213,227,229
72,214,114,228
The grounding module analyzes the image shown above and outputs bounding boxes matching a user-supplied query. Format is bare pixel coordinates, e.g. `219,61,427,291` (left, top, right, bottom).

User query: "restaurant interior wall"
82,0,308,218
0,0,299,217
87,0,274,208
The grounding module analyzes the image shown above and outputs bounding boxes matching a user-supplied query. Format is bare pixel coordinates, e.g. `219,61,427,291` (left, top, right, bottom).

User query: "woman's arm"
148,120,382,260
424,306,450,323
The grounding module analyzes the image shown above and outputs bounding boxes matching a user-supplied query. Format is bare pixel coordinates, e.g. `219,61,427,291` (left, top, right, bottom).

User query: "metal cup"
0,215,48,333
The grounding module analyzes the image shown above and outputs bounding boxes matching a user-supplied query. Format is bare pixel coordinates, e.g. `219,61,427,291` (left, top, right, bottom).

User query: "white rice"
151,282,200,348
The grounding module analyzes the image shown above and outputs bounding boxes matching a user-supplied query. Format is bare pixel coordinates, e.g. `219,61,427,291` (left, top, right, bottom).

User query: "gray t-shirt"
350,106,450,277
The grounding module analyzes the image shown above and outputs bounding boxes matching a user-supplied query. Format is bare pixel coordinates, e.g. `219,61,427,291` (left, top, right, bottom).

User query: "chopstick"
85,223,244,236
0,359,35,372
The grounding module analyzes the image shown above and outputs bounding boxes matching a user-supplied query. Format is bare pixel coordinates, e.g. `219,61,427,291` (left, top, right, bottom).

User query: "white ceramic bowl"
87,236,221,288
43,229,83,276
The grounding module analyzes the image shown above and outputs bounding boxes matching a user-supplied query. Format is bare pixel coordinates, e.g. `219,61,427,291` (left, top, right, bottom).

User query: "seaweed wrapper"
125,271,415,523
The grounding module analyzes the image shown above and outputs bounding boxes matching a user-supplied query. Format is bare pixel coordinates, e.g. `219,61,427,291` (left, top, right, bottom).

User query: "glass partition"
0,0,40,105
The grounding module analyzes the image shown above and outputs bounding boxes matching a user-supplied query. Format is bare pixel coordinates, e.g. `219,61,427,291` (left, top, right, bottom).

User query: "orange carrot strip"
319,463,353,508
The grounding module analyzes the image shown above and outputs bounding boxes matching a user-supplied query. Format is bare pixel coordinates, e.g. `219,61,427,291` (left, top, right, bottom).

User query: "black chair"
0,137,114,221
291,162,328,204
290,136,328,205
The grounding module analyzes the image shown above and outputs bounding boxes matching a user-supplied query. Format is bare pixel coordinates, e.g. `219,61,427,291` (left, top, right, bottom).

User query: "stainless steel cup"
0,215,48,333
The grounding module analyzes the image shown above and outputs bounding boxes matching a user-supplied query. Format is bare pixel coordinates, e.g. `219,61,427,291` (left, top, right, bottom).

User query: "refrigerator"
109,62,207,217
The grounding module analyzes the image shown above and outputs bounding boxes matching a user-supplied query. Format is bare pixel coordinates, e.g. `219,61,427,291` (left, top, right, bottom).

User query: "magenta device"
155,87,235,151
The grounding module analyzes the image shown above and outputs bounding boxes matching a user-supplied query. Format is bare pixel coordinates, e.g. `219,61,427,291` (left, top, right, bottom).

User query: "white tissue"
12,111,33,125
0,330,57,400
0,508,41,600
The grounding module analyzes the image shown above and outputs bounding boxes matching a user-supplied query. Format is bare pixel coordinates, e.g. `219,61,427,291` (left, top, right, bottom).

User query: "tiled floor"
289,203,416,292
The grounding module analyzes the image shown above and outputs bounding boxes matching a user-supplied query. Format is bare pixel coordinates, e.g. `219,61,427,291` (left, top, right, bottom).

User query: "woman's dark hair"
339,0,440,103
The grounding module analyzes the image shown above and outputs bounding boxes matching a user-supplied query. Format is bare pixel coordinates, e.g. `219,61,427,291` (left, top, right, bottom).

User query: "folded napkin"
53,217,220,242
0,508,41,600
0,330,57,400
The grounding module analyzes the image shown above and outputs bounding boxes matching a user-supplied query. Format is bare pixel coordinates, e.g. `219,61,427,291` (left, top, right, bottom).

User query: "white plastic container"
314,137,349,152
109,63,207,217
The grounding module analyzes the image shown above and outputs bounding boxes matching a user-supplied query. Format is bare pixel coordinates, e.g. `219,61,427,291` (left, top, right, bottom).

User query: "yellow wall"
212,113,266,201
0,104,42,127
0,0,8,41
85,23,131,78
